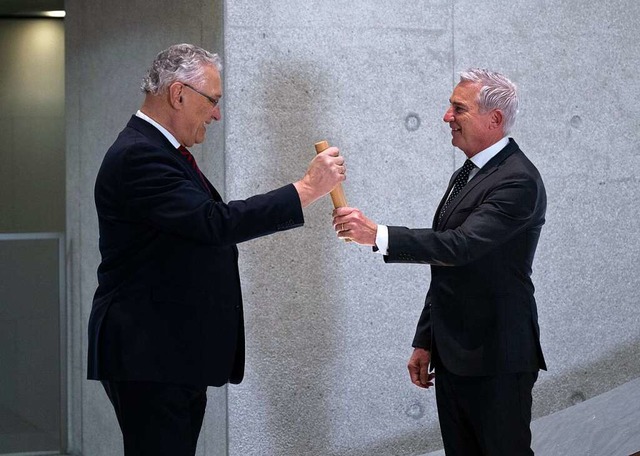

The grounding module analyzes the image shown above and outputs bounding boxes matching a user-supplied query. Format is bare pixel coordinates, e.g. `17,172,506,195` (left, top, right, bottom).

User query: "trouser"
102,380,207,456
435,368,538,456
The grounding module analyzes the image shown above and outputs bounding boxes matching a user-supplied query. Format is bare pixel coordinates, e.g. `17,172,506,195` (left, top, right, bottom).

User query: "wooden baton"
314,140,348,208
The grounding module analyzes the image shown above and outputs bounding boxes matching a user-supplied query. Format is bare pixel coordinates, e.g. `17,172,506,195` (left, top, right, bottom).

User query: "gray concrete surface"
224,1,640,455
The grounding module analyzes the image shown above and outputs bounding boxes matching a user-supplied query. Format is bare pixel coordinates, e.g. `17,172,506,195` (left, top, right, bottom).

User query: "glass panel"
0,236,62,454
0,18,65,235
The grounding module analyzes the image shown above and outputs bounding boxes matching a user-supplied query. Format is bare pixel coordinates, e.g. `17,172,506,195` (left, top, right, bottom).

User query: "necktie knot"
460,159,476,176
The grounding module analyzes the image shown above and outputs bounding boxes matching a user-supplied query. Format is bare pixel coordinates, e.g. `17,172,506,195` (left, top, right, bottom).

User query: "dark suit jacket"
87,116,304,387
385,139,546,376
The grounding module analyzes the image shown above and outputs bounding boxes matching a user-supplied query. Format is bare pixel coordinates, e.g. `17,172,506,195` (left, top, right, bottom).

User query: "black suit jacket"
386,139,546,376
87,116,304,387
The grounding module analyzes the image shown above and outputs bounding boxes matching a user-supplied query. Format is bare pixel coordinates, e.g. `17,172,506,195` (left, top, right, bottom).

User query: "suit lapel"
175,150,223,201
200,173,223,202
432,171,459,228
435,139,520,229
127,116,223,202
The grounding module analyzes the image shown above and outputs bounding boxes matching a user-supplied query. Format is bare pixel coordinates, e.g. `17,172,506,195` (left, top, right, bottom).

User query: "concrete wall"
224,1,640,455
224,2,451,454
66,0,640,455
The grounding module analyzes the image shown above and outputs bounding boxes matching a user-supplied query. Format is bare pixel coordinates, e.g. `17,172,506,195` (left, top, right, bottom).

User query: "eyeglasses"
182,82,220,108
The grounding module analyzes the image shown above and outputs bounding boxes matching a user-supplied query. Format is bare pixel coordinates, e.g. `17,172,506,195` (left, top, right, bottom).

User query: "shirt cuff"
374,224,389,255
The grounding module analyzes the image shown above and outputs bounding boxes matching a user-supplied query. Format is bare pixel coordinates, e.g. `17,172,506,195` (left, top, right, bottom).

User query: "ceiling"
0,0,64,16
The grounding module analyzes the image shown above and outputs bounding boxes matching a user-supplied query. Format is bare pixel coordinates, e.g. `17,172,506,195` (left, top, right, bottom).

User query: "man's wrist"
374,224,389,255
293,179,314,208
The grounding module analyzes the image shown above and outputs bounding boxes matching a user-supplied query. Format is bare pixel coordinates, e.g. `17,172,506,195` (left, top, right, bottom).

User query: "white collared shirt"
374,137,509,255
135,110,181,149
466,136,509,181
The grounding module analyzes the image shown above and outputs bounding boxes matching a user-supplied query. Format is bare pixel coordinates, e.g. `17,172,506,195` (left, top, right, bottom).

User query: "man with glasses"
88,43,346,456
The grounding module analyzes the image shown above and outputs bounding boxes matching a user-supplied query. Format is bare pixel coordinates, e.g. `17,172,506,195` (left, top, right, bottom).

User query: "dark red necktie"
178,146,212,196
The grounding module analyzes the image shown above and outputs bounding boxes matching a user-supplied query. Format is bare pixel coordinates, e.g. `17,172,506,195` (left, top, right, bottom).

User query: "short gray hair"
459,68,518,134
141,43,222,95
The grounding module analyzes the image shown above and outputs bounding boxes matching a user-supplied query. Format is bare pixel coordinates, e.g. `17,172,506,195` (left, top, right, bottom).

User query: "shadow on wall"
248,59,449,455
246,59,346,454
247,58,447,456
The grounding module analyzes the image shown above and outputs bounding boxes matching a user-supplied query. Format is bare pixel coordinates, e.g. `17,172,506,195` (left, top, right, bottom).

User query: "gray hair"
141,43,222,95
459,68,518,134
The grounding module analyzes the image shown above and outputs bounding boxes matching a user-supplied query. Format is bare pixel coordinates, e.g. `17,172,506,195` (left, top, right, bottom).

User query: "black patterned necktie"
178,146,212,197
438,159,476,222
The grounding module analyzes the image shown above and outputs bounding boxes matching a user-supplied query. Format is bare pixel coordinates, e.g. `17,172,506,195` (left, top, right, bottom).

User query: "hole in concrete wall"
569,391,586,405
570,115,583,129
405,113,421,132
405,402,425,419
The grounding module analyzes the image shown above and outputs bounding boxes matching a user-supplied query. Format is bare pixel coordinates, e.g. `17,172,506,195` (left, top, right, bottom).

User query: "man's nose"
212,105,222,122
443,107,454,123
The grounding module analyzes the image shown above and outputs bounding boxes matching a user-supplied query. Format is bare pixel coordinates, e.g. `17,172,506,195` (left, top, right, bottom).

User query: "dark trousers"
101,380,207,456
435,368,538,456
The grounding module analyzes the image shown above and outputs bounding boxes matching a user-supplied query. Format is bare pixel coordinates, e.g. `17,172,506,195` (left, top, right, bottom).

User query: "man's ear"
489,109,503,130
168,82,183,109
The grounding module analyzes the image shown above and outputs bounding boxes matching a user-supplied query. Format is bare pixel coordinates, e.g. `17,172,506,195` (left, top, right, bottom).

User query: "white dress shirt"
374,137,509,255
135,110,181,149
